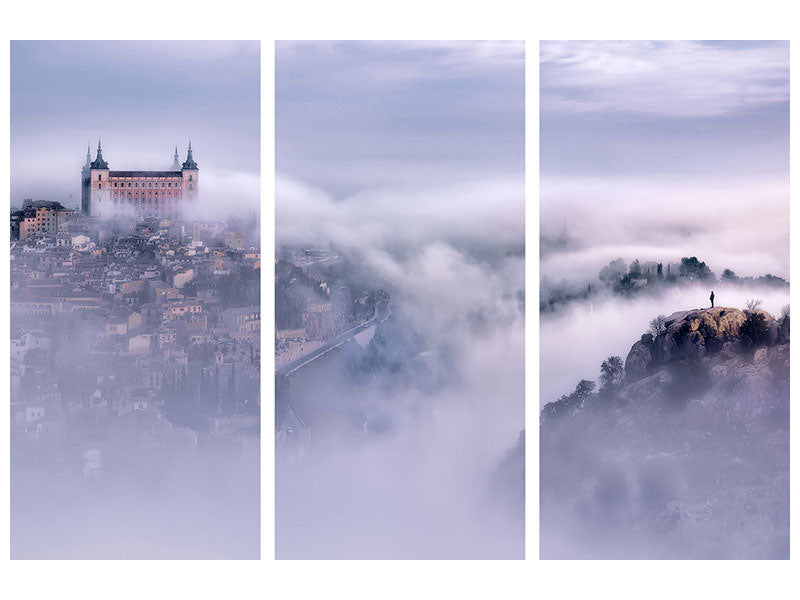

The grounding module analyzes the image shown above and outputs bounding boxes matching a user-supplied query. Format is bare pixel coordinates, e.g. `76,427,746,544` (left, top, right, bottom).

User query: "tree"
722,268,737,282
613,273,637,295
600,356,624,392
599,258,627,284
679,256,714,281
745,298,763,312
649,315,667,337
540,379,596,423
574,379,596,402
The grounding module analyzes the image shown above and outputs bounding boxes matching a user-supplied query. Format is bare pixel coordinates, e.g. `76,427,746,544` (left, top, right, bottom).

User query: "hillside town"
10,201,260,479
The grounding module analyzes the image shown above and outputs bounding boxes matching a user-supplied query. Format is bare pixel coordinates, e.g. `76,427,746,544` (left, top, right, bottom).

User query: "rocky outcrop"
660,307,748,362
625,307,784,387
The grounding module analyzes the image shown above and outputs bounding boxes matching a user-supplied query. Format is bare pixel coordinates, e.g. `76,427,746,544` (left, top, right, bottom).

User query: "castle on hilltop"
81,141,199,218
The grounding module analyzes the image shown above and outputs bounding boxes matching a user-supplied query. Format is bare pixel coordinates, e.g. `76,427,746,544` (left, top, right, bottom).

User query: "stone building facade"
81,141,199,219
11,200,75,240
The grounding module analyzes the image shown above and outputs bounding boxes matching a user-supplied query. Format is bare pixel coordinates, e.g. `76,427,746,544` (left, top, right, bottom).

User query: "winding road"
276,300,391,378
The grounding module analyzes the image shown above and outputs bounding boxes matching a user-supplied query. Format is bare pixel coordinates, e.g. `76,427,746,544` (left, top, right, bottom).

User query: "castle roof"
181,141,198,170
109,171,183,177
90,140,109,169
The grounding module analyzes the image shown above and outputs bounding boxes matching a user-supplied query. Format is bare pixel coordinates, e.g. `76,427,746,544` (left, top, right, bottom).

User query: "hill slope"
541,307,789,559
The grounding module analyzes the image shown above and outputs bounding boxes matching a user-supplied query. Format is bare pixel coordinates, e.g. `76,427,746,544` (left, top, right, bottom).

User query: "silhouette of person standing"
710,290,715,308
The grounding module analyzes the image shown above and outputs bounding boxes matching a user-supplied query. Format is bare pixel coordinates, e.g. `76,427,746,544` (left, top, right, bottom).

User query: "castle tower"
81,142,92,214
88,139,111,217
181,141,199,201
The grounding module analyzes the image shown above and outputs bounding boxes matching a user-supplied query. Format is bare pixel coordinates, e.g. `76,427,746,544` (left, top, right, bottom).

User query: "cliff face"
620,307,789,425
541,307,789,559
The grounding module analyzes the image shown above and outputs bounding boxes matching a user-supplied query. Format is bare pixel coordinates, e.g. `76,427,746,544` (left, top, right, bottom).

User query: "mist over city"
540,41,789,559
275,41,525,559
10,41,260,559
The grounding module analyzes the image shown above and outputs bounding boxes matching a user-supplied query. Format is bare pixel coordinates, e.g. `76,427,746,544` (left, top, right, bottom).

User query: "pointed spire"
171,144,181,170
181,139,198,170
90,138,109,169
84,142,92,168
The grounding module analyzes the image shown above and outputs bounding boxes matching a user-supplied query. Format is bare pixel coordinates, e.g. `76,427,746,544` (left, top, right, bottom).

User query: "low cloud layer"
276,171,525,558
277,174,523,254
541,175,789,284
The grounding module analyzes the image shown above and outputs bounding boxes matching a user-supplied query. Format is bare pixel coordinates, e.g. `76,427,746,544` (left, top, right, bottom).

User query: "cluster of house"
274,275,380,371
10,209,260,476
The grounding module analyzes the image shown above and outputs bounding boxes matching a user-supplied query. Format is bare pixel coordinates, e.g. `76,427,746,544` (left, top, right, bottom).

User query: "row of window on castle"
107,181,181,188
112,195,178,204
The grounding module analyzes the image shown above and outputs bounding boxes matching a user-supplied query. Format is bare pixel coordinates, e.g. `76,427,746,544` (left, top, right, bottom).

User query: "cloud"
276,173,524,253
541,175,789,282
279,40,524,85
275,41,525,558
541,41,789,118
275,172,525,558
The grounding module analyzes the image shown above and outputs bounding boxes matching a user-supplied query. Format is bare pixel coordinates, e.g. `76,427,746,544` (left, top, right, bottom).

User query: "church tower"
181,141,199,201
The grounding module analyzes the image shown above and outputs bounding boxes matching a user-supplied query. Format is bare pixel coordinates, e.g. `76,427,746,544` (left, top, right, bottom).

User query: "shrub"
740,311,769,350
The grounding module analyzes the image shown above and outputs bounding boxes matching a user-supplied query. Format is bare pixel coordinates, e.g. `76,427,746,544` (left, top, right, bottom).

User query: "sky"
10,41,260,213
540,40,790,281
277,41,524,202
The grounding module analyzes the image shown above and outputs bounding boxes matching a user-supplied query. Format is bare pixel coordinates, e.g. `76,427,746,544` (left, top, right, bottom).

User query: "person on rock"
710,290,715,308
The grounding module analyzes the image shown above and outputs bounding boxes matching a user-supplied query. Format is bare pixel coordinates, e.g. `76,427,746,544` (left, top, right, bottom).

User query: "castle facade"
81,141,199,218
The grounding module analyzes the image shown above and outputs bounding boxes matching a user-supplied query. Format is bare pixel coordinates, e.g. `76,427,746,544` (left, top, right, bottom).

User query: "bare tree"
745,298,763,312
649,315,667,337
